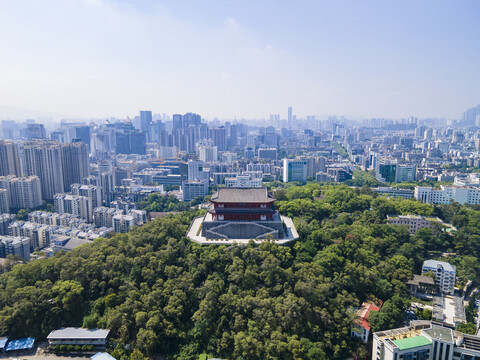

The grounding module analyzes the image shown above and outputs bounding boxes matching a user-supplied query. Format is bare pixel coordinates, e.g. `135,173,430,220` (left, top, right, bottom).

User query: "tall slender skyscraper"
74,125,91,150
62,142,89,192
288,106,293,128
140,111,152,132
23,141,64,200
140,111,152,141
212,127,226,151
0,140,22,176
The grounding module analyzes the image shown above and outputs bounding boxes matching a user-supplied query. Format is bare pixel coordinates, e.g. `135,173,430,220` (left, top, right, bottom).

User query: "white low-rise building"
225,174,262,188
415,185,480,205
47,328,110,348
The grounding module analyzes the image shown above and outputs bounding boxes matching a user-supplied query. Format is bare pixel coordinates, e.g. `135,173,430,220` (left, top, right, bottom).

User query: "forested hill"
1,184,480,360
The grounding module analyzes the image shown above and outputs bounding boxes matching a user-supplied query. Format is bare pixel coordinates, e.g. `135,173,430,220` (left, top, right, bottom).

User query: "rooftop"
47,328,110,340
423,327,453,343
0,337,8,349
91,353,117,360
406,274,435,286
423,259,456,273
392,335,431,350
355,302,382,331
211,188,274,203
387,214,442,222
5,337,35,351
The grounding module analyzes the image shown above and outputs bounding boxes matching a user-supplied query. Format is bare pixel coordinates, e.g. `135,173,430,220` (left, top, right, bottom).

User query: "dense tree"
1,184,480,359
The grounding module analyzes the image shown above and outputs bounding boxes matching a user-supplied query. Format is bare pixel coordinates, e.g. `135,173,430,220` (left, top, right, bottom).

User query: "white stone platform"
186,214,299,245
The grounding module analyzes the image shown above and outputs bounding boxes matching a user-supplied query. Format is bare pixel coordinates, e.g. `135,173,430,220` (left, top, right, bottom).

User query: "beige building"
387,214,455,234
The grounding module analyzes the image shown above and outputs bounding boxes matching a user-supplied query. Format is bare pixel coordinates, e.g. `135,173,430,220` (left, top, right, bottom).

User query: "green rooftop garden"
393,336,431,350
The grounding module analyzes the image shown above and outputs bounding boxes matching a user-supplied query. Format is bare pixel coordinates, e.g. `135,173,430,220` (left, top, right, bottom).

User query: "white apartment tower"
54,194,93,223
23,141,64,200
0,175,42,209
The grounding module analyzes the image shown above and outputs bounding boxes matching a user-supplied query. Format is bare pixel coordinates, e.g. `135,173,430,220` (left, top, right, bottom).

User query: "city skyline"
0,0,479,120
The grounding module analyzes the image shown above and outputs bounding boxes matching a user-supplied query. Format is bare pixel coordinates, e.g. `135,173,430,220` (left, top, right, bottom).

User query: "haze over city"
1,0,479,120
3,2,480,360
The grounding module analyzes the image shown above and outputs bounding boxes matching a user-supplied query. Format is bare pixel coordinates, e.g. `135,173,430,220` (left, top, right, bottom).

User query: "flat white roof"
91,353,116,360
47,327,110,340
423,260,456,273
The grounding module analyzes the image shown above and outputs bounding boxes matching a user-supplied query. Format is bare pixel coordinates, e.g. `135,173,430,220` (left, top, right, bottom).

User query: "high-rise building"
396,164,416,183
140,111,152,132
244,146,255,160
129,130,147,155
71,184,102,209
172,114,183,130
228,124,238,150
258,148,277,160
54,193,93,222
452,132,465,144
212,127,226,151
182,180,209,202
0,214,15,235
23,141,64,200
187,160,209,182
25,123,46,140
140,111,153,141
375,159,416,183
0,175,42,209
0,188,9,214
112,210,146,233
375,161,397,183
115,130,146,155
0,235,30,261
62,142,89,192
199,144,218,163
113,214,134,233
98,172,115,206
94,207,121,228
288,106,292,128
74,126,91,150
283,159,307,183
0,140,22,176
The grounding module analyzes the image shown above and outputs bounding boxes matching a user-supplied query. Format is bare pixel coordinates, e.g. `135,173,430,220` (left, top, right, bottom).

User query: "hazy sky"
0,0,479,120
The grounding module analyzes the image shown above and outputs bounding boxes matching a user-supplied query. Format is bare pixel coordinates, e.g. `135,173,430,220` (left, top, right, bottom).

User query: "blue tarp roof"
0,337,9,349
91,352,116,360
5,337,35,351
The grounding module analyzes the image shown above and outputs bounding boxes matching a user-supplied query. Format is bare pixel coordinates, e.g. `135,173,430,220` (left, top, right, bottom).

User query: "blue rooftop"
0,337,9,350
5,337,35,351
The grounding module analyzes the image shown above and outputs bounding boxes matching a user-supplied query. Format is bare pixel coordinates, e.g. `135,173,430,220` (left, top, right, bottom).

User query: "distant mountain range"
0,105,76,122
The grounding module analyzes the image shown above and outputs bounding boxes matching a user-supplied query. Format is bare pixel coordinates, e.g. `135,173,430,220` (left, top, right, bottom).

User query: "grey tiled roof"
211,188,273,203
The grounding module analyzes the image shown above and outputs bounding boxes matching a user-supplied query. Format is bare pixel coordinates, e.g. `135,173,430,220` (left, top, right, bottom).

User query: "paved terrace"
186,214,299,245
